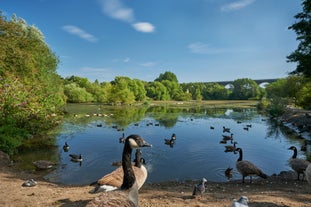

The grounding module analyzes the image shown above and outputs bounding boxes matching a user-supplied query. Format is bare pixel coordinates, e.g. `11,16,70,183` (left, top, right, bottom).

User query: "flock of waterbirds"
25,114,311,207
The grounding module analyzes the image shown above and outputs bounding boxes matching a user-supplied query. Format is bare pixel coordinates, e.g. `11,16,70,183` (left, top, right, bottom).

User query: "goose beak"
142,140,152,148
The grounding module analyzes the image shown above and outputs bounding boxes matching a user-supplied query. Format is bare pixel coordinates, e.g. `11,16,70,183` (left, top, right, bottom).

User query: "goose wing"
236,160,266,177
92,165,147,193
289,158,310,173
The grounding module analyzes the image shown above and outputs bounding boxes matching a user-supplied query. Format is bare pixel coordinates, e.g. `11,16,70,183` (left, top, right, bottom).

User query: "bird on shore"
22,179,37,187
86,134,151,207
91,148,148,193
87,134,152,207
305,163,311,184
232,196,249,207
235,148,268,183
192,178,207,196
288,146,310,180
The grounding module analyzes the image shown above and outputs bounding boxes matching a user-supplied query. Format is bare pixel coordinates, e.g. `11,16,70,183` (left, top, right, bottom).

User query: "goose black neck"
237,149,243,161
135,149,142,168
292,148,297,159
121,139,136,189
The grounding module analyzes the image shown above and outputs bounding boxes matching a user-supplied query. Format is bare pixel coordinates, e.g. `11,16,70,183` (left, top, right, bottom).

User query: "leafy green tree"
64,83,94,103
146,81,170,100
0,13,65,154
108,77,135,104
230,78,260,100
154,71,178,82
287,0,311,77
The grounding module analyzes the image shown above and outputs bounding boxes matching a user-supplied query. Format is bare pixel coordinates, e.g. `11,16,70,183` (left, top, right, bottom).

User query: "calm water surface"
42,104,305,185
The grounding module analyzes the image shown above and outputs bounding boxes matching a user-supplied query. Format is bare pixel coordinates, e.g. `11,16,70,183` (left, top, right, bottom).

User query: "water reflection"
16,104,307,185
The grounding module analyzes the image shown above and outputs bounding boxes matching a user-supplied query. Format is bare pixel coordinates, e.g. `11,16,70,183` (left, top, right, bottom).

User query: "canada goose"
192,178,207,196
63,142,69,152
225,141,238,152
222,133,234,141
119,133,125,143
305,163,311,184
69,154,83,162
235,148,268,183
288,146,310,180
33,160,55,170
164,133,176,145
111,150,146,167
225,167,233,179
90,135,151,203
232,196,249,207
223,126,230,133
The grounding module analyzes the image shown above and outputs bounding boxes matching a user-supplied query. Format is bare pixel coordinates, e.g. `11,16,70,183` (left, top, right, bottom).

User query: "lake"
39,103,306,185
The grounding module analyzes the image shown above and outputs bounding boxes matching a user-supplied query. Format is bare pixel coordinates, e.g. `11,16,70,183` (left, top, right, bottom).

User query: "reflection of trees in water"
265,119,298,142
63,104,261,129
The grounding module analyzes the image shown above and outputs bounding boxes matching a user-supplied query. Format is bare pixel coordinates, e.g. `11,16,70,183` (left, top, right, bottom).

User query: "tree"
146,81,170,100
287,0,311,77
0,12,65,154
230,78,260,100
154,71,178,82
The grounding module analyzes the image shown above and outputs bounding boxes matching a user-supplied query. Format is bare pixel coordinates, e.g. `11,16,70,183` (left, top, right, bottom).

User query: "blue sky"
2,0,302,83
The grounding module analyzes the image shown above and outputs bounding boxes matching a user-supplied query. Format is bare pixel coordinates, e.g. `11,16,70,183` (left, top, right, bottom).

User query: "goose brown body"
288,146,310,180
305,164,311,184
235,148,268,183
87,134,151,207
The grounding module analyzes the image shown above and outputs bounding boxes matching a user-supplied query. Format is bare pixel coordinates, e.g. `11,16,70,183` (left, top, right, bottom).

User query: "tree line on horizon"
1,0,311,155
63,73,265,104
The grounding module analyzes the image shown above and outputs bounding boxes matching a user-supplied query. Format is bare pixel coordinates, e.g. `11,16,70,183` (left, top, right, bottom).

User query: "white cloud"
62,25,97,42
140,62,156,67
188,42,247,54
99,0,134,22
132,22,155,33
98,0,155,33
123,57,130,62
221,0,255,12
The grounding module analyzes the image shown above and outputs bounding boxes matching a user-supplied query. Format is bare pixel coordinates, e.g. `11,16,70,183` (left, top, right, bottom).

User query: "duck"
210,126,215,130
33,160,55,170
225,141,238,152
192,178,207,196
89,135,151,198
305,163,311,184
232,196,249,207
235,148,268,183
63,142,69,152
223,126,231,133
222,133,234,141
288,146,310,180
69,154,83,162
119,133,125,143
